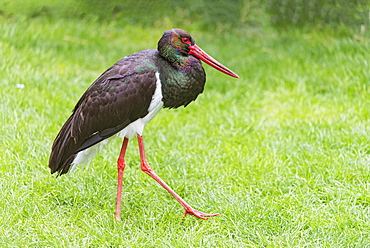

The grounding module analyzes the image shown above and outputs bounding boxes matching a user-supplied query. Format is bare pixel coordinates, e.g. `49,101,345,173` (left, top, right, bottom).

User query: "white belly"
70,72,163,172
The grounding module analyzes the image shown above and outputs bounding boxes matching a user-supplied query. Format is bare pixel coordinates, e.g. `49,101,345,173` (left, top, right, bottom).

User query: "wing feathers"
49,50,159,175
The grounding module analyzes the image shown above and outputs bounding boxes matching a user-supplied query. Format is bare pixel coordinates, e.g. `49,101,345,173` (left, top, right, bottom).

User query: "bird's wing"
49,50,158,175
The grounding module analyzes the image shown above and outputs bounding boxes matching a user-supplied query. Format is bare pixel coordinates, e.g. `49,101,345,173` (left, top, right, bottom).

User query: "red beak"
189,44,240,78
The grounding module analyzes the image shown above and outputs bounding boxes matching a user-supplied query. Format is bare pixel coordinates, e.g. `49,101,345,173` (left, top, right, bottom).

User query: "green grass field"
1,13,369,247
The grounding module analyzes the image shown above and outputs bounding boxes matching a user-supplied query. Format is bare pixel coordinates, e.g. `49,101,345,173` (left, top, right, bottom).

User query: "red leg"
137,135,220,220
115,137,129,221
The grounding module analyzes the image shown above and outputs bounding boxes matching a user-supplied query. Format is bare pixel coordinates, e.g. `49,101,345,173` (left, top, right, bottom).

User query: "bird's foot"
182,207,221,220
115,214,121,222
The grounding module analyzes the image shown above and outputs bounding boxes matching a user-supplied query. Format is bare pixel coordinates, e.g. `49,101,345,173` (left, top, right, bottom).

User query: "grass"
1,14,370,247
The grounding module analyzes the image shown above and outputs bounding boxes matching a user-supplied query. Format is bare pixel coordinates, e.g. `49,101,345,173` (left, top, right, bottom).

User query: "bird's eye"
182,37,191,45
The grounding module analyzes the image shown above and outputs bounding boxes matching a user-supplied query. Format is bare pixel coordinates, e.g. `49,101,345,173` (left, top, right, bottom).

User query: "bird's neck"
159,45,189,69
156,53,206,109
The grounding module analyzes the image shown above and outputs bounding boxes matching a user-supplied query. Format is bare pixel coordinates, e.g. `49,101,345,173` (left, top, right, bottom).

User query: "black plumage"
49,51,158,175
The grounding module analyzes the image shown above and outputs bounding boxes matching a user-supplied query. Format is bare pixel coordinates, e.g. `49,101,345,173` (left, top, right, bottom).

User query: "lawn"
1,13,369,247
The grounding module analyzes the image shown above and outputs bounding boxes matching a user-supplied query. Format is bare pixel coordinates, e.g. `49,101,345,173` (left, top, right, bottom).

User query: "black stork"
49,28,239,221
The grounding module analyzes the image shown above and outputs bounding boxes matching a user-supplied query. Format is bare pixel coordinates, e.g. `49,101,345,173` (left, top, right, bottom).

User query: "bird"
49,28,239,221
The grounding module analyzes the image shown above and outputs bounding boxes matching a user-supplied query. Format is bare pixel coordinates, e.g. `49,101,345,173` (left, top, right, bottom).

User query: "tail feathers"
49,116,79,176
49,114,114,176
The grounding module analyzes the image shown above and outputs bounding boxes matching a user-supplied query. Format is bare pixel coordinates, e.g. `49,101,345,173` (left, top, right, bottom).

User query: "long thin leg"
115,137,129,221
137,135,220,220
